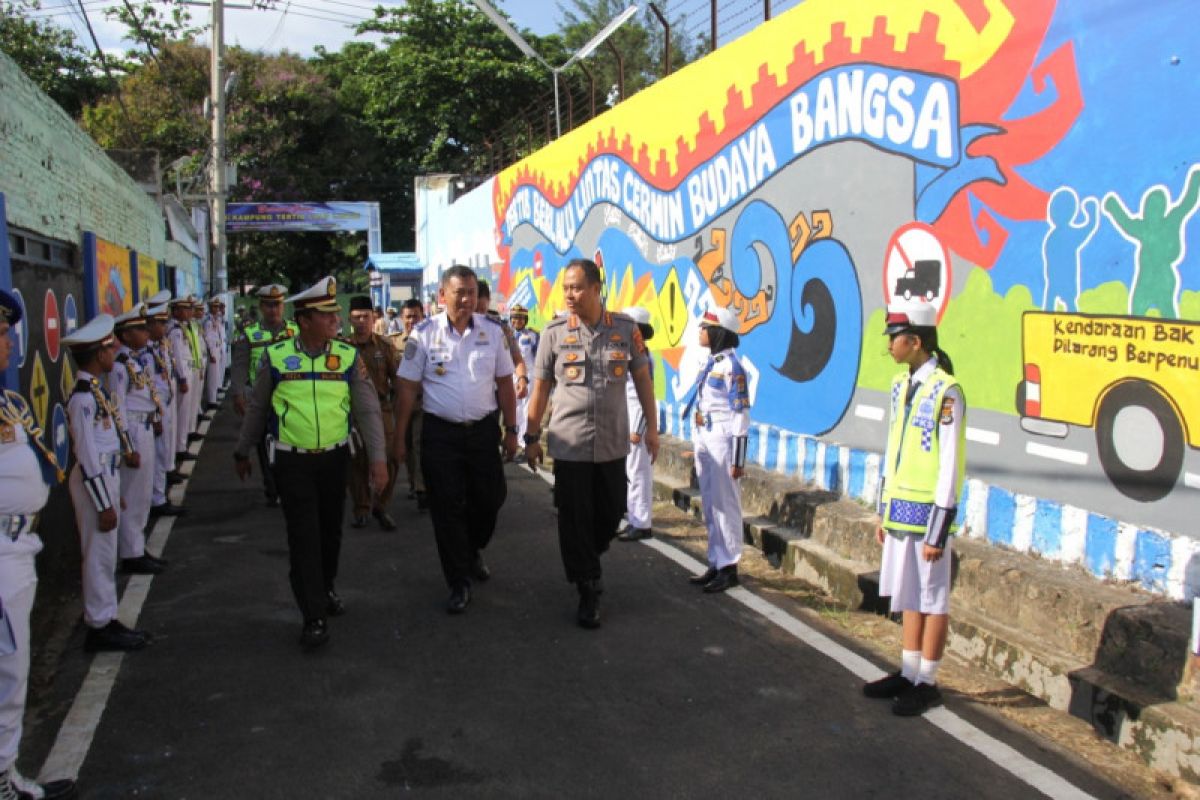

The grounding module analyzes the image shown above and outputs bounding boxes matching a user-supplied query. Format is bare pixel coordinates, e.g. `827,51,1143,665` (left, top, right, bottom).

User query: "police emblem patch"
283,355,303,371
404,340,418,360
940,396,955,425
613,366,624,377
326,354,342,370
566,366,581,380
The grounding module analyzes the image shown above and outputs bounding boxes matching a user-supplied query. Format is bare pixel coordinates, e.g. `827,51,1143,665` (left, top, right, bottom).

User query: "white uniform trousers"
625,440,653,530
118,417,156,559
204,357,221,408
153,397,176,506
516,393,530,443
0,533,41,772
174,382,191,454
188,366,203,433
694,424,743,569
69,464,121,628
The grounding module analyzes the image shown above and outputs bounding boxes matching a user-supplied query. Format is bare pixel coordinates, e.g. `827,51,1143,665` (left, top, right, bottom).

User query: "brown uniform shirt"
533,310,648,463
352,333,400,435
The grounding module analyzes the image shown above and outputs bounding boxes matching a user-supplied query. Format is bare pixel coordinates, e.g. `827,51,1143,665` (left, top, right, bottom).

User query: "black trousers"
553,459,626,583
256,435,278,501
421,412,507,588
273,446,350,622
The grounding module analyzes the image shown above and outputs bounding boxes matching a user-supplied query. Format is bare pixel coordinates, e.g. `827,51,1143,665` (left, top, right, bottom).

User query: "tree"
0,0,112,117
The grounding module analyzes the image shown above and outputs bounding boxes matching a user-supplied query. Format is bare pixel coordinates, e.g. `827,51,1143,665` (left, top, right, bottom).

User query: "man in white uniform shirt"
393,265,519,615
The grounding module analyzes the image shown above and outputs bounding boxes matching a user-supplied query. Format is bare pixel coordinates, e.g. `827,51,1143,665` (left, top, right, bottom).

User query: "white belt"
0,514,37,541
273,438,349,455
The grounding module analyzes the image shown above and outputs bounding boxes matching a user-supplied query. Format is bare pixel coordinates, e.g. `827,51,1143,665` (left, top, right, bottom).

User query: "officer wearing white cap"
683,305,750,593
862,300,965,717
524,258,659,629
234,276,387,650
229,284,297,506
167,296,199,464
64,314,153,652
202,296,226,411
508,304,539,447
393,265,519,615
0,289,78,799
616,306,656,542
145,296,185,517
111,304,167,575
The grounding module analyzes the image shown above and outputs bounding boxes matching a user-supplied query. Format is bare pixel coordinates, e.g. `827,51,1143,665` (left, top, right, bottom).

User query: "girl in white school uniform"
686,307,750,594
863,301,966,717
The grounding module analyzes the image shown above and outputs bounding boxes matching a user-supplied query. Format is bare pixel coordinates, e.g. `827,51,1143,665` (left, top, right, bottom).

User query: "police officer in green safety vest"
229,284,299,506
234,276,387,651
863,301,966,717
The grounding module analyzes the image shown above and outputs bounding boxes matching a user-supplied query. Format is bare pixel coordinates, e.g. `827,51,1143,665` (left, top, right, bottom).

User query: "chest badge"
565,366,581,380
435,364,446,376
325,353,342,371
0,423,15,444
613,365,625,377
283,355,303,371
565,352,580,362
564,335,578,345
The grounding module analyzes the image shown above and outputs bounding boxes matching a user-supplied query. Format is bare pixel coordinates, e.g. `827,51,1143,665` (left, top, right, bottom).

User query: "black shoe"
447,584,471,614
350,514,368,529
373,509,397,531
206,403,220,411
299,619,329,650
1,770,77,800
166,471,185,485
703,565,739,593
689,567,719,585
471,555,491,582
407,489,416,500
265,494,280,508
893,682,942,716
415,492,429,512
326,590,346,617
187,432,205,442
120,555,164,575
145,552,169,568
576,580,602,629
84,620,148,652
149,502,186,517
617,526,652,542
863,671,914,699
176,452,197,462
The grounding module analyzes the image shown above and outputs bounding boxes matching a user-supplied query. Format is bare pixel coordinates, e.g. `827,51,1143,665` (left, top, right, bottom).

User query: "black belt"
427,410,498,428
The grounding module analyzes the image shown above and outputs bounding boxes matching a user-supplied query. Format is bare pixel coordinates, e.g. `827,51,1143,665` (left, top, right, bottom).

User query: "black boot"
576,579,602,629
689,566,718,586
703,564,739,593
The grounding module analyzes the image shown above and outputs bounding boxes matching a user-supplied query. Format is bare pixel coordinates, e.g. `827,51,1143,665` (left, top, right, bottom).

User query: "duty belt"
428,410,498,428
1,513,36,541
273,438,349,455
126,410,156,430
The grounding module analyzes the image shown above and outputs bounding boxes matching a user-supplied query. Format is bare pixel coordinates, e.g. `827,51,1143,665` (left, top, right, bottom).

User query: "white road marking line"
641,538,1098,800
966,427,1000,446
854,404,884,422
1185,472,1200,490
1026,441,1088,466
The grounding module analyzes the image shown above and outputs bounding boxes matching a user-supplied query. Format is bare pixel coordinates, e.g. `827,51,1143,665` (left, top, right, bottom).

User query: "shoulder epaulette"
72,379,92,395
610,311,634,323
414,318,434,333
544,316,568,329
479,313,502,328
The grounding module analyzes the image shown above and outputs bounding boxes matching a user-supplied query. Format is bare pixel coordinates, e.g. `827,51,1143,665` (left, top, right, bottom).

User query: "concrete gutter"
651,435,1200,782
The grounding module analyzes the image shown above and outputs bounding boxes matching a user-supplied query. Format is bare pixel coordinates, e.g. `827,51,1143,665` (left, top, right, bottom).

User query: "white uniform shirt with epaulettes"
110,344,161,427
0,390,60,515
694,348,751,438
533,310,648,463
68,370,133,512
514,327,540,367
202,314,223,355
397,313,515,423
147,337,176,404
166,319,194,379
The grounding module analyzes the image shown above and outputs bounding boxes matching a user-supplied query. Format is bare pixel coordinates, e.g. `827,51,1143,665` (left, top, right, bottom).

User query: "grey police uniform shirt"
534,310,648,463
234,341,387,463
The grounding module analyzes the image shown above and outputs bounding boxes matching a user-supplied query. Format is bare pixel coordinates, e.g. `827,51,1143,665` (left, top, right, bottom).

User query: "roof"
364,252,423,274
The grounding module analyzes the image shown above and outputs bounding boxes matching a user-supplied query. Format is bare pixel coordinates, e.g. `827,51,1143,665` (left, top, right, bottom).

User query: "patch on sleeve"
404,339,418,360
939,395,955,425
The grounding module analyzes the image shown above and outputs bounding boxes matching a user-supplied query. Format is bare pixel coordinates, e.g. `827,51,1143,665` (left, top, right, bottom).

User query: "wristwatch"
505,425,519,435
523,432,540,445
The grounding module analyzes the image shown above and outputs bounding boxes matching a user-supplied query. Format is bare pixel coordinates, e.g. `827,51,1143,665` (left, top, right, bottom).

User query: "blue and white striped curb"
658,402,1198,599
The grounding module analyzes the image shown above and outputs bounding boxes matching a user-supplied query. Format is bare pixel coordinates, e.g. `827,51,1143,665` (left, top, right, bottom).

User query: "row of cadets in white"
145,294,178,506
397,313,515,422
202,298,227,408
110,304,160,562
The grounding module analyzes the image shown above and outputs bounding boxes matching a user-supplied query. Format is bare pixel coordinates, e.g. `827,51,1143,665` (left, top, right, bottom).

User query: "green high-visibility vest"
880,364,966,535
244,321,298,385
266,337,356,450
184,321,202,370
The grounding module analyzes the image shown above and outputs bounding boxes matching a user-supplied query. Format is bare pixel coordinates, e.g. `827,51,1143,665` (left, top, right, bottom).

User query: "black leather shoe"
416,492,429,512
299,619,329,650
265,494,281,508
617,526,652,542
1,770,77,800
350,514,368,529
326,590,346,617
893,682,942,716
84,620,148,652
121,555,164,575
166,471,185,485
703,565,739,593
471,555,491,582
863,671,914,699
175,451,197,462
689,566,719,585
187,432,205,442
373,509,397,531
149,502,186,517
145,552,169,568
447,584,471,614
576,580,602,629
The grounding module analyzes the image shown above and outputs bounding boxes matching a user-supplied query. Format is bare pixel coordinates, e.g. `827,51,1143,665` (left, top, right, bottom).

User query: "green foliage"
1077,280,1130,315
0,0,112,117
1180,290,1200,321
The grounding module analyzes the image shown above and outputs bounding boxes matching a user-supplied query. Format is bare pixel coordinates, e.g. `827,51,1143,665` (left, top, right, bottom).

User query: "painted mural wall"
429,0,1200,596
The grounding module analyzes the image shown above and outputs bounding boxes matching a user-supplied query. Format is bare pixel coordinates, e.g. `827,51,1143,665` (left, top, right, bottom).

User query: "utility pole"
210,0,227,295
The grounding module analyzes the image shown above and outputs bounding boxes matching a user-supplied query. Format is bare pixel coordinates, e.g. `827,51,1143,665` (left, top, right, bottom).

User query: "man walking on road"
234,277,387,650
393,265,519,615
346,295,401,530
524,258,659,629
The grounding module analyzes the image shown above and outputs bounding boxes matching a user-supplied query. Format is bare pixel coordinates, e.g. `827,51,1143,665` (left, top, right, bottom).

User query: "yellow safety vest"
245,321,298,385
266,337,356,450
880,365,966,535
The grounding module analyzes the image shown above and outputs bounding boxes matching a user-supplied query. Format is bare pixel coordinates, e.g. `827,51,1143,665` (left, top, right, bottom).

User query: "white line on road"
641,538,1097,800
854,404,885,422
1185,472,1200,490
1026,441,1089,466
966,427,1001,446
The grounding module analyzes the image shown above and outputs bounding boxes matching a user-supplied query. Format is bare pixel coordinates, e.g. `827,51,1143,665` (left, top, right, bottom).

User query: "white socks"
917,657,941,686
901,649,921,682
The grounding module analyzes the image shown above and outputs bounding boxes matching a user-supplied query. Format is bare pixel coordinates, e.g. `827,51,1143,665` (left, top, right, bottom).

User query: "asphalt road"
54,408,1124,799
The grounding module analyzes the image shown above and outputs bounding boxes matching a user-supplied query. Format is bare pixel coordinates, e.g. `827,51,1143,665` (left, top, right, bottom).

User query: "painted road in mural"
434,0,1199,590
